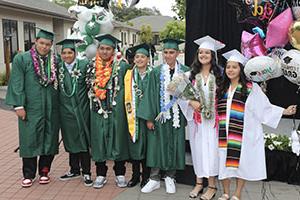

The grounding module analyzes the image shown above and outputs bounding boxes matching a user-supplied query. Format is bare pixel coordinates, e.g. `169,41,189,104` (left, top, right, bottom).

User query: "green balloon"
77,44,87,52
85,20,100,36
83,34,93,45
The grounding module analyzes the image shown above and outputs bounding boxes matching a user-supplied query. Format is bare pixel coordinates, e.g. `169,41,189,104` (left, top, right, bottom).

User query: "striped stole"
217,83,252,168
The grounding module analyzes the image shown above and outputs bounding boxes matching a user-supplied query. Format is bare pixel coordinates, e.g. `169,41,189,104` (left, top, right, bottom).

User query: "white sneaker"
93,176,107,189
115,175,127,188
165,176,176,194
141,179,160,193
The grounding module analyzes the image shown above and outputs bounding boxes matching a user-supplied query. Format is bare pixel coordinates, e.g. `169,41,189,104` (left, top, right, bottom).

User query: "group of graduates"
6,28,297,200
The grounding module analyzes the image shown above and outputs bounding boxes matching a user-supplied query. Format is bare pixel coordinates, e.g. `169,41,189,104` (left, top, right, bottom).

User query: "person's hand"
189,100,201,112
16,108,26,120
283,105,297,116
147,121,155,130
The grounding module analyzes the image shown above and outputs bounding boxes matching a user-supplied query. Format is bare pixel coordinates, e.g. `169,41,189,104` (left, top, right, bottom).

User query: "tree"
53,0,76,8
110,2,161,22
139,25,153,44
172,0,186,20
159,20,185,40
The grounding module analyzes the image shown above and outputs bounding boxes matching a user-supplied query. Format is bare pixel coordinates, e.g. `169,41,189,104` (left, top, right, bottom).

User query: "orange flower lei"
93,53,114,100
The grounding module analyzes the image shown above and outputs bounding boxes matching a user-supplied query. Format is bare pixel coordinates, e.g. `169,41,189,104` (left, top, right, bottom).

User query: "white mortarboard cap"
194,35,225,51
222,49,248,65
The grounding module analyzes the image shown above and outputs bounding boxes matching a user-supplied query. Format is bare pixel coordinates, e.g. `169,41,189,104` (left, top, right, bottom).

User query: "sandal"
200,186,217,200
230,195,240,200
218,194,230,200
189,182,203,198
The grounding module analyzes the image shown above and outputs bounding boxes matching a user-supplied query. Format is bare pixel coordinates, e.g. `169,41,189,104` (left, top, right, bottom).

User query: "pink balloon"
249,34,267,57
241,31,267,58
265,7,293,48
241,31,255,59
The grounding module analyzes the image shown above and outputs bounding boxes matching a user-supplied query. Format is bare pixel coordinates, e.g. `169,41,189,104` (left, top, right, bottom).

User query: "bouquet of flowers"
167,73,200,101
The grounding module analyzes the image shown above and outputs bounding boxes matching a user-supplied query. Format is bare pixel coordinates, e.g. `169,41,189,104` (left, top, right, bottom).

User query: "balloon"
252,27,265,38
241,31,267,58
73,20,86,34
77,43,87,53
288,20,300,50
83,34,93,45
244,56,282,82
292,6,300,20
281,49,300,86
265,7,293,48
228,0,254,23
97,10,114,34
268,48,286,78
68,5,87,18
85,19,100,36
77,10,93,23
85,44,98,60
249,34,267,56
241,31,255,59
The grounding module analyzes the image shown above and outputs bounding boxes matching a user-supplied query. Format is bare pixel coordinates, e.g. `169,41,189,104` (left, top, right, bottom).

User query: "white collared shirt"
64,59,76,73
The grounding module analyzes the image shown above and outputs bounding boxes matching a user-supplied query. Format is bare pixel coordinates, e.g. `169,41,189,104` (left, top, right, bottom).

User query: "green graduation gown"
58,58,90,153
137,63,190,171
127,68,150,161
89,60,131,162
5,51,60,158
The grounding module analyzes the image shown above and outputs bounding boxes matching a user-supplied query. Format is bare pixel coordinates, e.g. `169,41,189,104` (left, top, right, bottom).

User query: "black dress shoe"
140,178,148,188
127,177,140,187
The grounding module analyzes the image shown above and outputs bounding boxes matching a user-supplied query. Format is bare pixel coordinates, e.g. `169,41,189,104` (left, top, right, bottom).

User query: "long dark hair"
216,62,251,100
189,49,222,86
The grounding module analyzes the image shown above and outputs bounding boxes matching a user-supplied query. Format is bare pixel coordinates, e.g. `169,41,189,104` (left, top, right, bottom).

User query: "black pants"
131,159,150,180
69,152,91,175
95,160,126,177
22,155,54,179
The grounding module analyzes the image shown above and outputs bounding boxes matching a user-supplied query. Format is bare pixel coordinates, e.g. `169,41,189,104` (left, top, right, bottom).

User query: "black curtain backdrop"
185,0,300,118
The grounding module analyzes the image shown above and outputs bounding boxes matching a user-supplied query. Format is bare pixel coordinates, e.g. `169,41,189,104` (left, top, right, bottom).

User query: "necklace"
59,59,81,97
195,73,216,120
30,47,57,87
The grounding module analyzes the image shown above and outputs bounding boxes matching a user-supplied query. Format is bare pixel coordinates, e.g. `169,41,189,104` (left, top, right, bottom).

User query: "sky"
136,0,176,17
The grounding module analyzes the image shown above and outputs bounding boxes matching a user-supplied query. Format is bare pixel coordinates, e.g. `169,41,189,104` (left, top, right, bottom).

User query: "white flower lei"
161,64,180,128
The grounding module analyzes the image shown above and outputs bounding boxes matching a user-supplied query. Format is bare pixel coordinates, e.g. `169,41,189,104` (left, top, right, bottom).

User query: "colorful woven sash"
217,83,252,168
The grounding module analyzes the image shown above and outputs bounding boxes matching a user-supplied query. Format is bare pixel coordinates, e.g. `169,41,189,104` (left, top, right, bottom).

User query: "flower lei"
58,59,81,97
30,47,57,87
156,64,180,128
87,54,122,118
195,73,216,120
94,54,113,100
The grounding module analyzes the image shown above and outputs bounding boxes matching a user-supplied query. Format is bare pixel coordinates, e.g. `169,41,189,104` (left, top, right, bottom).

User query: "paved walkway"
1,87,300,200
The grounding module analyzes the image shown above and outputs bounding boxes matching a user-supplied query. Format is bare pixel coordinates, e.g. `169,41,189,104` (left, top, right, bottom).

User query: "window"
132,34,137,45
24,22,36,51
2,19,19,63
153,34,160,45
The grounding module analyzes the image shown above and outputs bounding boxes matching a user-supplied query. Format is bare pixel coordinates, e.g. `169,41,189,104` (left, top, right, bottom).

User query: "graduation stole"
217,83,252,168
124,67,144,143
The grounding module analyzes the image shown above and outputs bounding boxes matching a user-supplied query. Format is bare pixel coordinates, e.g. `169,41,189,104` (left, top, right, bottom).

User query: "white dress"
218,83,284,181
179,72,219,178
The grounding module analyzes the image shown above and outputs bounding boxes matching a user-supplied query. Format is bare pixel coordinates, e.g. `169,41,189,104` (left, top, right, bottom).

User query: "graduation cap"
36,28,55,41
194,35,225,51
95,34,121,48
56,39,82,50
127,43,150,57
222,49,248,65
161,38,184,50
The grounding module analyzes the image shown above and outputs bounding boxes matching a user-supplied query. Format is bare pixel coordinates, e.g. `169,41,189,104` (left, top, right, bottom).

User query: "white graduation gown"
179,72,218,178
218,83,284,181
